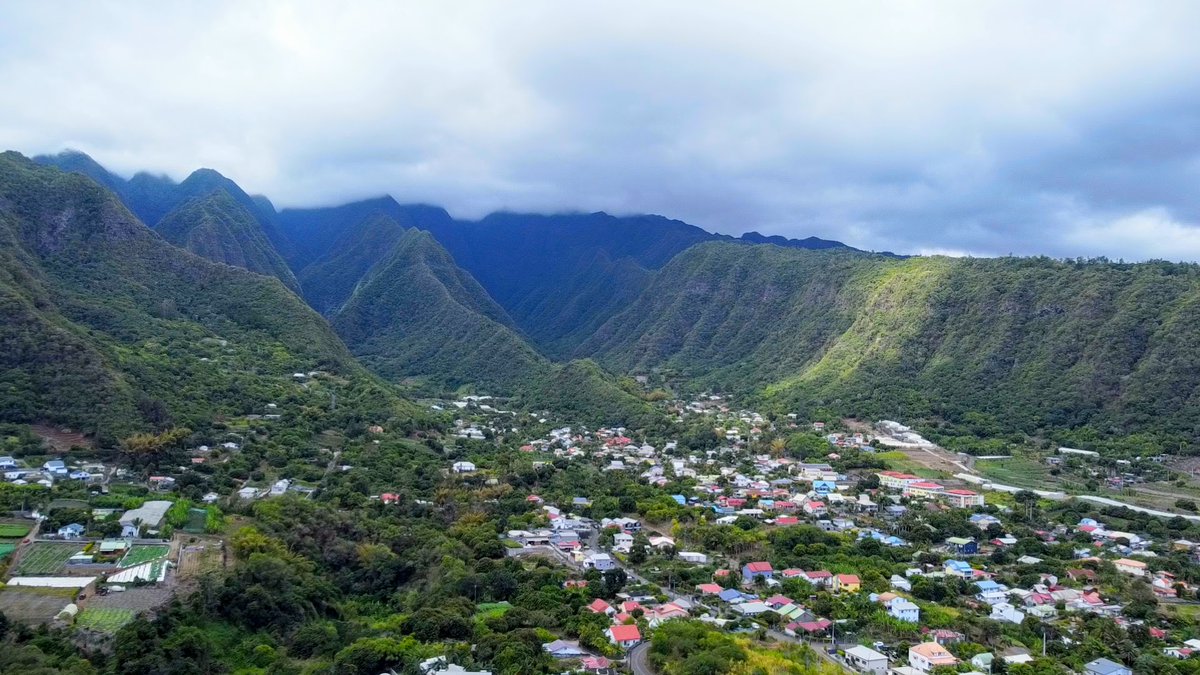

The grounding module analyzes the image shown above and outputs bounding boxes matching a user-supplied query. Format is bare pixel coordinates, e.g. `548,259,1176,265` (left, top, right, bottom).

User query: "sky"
2,2,1200,260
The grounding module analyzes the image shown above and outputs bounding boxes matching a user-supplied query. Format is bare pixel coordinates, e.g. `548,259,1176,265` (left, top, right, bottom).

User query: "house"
845,645,889,675
42,459,68,476
606,624,642,648
1113,558,1147,577
990,602,1026,624
877,471,923,489
679,551,708,564
944,489,984,508
612,532,634,551
889,598,920,622
733,601,771,616
902,482,945,500
946,537,978,555
585,553,616,571
909,642,958,673
587,598,615,615
57,523,85,539
802,501,827,516
943,560,973,578
579,656,613,673
452,461,477,473
695,583,722,595
0,457,15,470
890,574,912,591
805,570,833,588
742,561,774,583
833,573,860,593
1083,658,1132,675
542,639,588,658
119,500,173,538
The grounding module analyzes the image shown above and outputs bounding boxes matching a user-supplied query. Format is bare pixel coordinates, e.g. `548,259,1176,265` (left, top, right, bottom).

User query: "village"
0,391,1199,675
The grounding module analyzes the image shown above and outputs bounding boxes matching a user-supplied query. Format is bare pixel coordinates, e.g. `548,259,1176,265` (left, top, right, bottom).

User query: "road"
629,641,653,675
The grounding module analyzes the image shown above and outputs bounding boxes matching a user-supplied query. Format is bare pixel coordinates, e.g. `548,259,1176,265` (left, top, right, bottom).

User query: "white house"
586,553,616,571
889,598,920,622
845,645,889,675
452,461,477,473
679,551,708,564
990,602,1026,624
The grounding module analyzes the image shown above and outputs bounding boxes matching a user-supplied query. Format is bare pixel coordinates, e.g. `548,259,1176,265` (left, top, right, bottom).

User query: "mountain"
277,196,453,270
278,203,860,357
296,212,409,315
156,189,301,292
584,241,1200,450
0,152,370,442
331,229,544,392
34,150,296,264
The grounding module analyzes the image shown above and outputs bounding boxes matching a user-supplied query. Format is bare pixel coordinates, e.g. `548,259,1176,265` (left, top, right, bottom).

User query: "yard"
975,456,1059,490
76,606,136,633
13,542,85,575
120,545,170,568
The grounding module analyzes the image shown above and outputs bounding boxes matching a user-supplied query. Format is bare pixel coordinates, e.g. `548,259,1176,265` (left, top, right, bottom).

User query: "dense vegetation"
331,229,544,393
0,153,377,442
583,242,1200,454
156,189,300,292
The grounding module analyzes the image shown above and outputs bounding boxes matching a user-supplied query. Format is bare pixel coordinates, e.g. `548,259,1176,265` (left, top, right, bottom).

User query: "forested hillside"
35,150,295,260
0,152,384,442
583,242,1200,452
332,229,543,392
156,189,300,292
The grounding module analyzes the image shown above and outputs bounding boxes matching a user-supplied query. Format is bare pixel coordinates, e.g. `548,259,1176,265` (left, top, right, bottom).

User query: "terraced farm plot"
0,542,17,559
76,606,135,632
14,543,84,574
0,587,75,623
120,545,170,568
0,523,32,538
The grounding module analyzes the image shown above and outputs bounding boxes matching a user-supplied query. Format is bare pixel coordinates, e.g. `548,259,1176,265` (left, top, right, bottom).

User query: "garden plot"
0,522,32,538
76,606,135,632
13,542,85,575
119,544,170,568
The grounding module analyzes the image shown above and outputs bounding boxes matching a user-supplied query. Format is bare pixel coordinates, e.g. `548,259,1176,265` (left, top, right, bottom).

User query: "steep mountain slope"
330,229,544,392
277,197,452,270
0,152,366,441
296,212,409,315
585,242,1200,449
34,151,295,264
156,189,301,292
278,203,858,357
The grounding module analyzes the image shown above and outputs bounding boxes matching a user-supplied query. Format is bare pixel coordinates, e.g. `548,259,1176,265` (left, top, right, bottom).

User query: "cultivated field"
0,543,17,559
0,522,32,538
86,587,172,613
13,542,85,575
76,606,135,632
177,540,225,580
0,587,75,623
120,545,170,568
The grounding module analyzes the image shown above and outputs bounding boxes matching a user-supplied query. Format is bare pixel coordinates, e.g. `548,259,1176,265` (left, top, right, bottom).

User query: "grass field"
474,602,512,620
0,543,17,559
76,606,136,632
120,545,170,568
876,451,949,479
13,542,85,574
0,523,32,538
975,455,1059,489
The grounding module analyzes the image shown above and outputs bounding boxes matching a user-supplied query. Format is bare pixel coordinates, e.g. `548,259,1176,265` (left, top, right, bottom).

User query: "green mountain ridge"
584,241,1200,450
332,228,541,392
156,189,301,292
0,152,380,442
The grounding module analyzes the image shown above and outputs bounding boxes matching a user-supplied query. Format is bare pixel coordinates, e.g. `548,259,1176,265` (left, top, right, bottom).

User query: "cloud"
1,1,1199,260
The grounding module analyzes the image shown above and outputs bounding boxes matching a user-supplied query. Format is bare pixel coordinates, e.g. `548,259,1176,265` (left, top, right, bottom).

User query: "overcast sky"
2,2,1200,259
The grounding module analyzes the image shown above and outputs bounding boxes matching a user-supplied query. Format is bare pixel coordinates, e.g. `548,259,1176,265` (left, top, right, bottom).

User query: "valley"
0,151,1198,674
